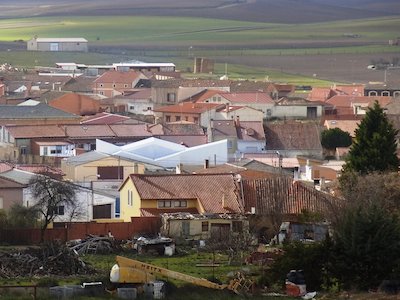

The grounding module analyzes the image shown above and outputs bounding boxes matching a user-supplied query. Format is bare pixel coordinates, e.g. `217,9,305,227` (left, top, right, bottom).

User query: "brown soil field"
219,53,400,84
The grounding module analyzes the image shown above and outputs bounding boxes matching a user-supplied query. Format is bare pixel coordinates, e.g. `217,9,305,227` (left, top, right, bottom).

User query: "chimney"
176,163,182,174
204,159,209,169
133,163,139,174
221,193,229,209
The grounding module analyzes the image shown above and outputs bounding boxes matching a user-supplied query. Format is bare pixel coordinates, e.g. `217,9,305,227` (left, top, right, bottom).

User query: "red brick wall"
0,217,161,245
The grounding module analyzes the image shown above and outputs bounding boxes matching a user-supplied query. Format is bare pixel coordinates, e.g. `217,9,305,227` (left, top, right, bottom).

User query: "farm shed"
27,37,88,52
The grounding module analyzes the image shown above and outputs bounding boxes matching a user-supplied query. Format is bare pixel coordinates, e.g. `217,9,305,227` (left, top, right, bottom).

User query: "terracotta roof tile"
324,119,360,137
6,125,66,138
130,173,242,214
220,92,274,104
265,122,322,151
237,121,266,141
159,135,207,147
94,70,142,84
153,102,222,114
50,93,100,116
81,112,132,125
109,124,153,137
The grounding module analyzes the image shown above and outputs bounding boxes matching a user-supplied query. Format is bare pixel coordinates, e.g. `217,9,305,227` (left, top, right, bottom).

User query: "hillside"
0,0,399,23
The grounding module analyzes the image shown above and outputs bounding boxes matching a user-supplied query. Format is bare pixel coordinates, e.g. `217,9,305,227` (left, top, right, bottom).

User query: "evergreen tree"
321,127,352,150
344,101,399,173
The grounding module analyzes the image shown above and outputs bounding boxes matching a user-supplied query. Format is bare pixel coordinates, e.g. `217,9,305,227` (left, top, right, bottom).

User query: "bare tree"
28,175,77,242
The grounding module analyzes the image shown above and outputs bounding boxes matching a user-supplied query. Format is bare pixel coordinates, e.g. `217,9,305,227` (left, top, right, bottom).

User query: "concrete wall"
27,40,88,52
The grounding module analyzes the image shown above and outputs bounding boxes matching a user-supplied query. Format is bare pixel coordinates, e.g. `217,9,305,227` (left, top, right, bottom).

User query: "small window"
158,200,171,208
124,84,129,88
77,42,80,45
193,117,199,124
99,84,103,87
202,221,209,232
99,91,104,95
185,116,189,121
174,200,187,208
166,115,171,122
147,107,152,111
20,146,27,155
54,205,65,216
129,105,135,110
167,93,176,102
113,84,116,88
232,221,243,233
175,116,181,122
127,190,133,206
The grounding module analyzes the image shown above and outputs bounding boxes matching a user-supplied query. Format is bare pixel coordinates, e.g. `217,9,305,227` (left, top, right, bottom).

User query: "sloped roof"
187,89,221,103
211,120,237,137
324,119,360,137
128,173,242,214
109,124,153,137
62,151,110,166
160,122,205,135
6,125,66,138
153,102,222,114
237,121,266,142
35,38,87,43
326,95,392,108
81,112,132,125
0,103,80,119
62,76,95,93
220,92,274,104
265,122,322,150
150,79,230,88
65,124,115,138
93,70,142,84
50,93,100,116
229,81,275,93
159,135,208,147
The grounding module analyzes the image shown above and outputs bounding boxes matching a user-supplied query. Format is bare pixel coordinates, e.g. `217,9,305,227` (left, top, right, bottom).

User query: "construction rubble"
0,242,95,278
67,234,119,255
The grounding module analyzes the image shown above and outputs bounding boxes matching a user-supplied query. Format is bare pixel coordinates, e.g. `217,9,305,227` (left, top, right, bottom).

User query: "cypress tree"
344,101,399,173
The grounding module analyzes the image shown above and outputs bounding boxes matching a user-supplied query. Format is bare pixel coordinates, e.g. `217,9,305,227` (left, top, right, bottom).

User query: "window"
167,93,176,102
20,146,27,155
175,116,181,122
266,109,272,116
127,190,133,206
158,201,171,208
202,221,209,232
124,84,129,88
185,116,189,121
99,91,104,95
129,105,135,110
193,117,199,124
227,140,233,149
0,197,3,209
147,107,152,111
212,96,217,102
99,84,103,87
43,147,48,156
174,200,187,208
166,115,171,122
232,221,243,233
112,84,116,88
54,205,65,216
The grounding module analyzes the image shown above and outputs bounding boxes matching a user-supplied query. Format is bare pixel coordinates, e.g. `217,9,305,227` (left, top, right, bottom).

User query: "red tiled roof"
265,122,322,151
335,84,364,96
189,89,221,103
81,112,132,125
6,125,66,138
211,120,237,137
65,124,115,138
93,70,142,84
153,102,222,114
109,124,153,137
49,93,100,116
0,162,14,173
140,207,198,217
324,119,360,137
159,135,207,147
220,92,274,104
308,87,335,101
129,173,242,214
237,121,266,141
326,95,392,108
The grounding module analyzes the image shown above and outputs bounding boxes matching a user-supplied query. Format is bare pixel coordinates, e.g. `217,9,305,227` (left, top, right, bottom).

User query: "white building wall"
214,108,264,122
127,101,154,116
237,140,266,154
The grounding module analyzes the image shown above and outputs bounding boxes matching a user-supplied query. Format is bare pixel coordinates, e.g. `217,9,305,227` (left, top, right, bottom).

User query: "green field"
0,16,399,46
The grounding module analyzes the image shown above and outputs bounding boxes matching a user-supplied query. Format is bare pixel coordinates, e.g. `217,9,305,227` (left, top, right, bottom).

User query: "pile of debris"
0,242,95,278
68,234,119,255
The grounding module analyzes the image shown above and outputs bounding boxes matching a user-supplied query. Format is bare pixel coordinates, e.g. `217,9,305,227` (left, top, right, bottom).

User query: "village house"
93,70,147,98
209,119,266,157
49,93,100,116
153,102,223,126
271,97,324,120
0,169,117,221
365,83,400,97
214,104,264,122
118,173,243,221
264,121,323,158
151,79,231,106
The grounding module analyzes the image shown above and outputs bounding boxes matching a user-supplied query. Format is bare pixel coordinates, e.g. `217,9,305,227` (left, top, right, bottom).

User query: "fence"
0,217,161,245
